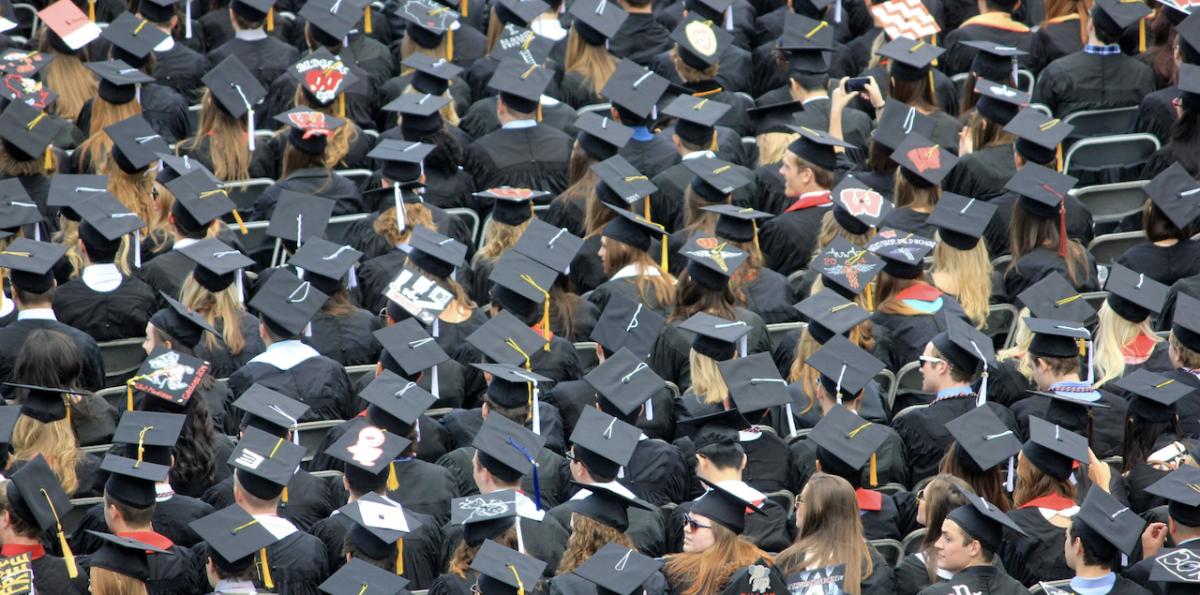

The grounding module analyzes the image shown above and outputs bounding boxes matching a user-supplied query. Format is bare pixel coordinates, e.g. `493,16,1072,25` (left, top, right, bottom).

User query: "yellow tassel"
1079,338,1087,356
232,210,248,234
462,0,467,17
541,298,550,350
338,94,345,118
89,0,95,21
387,462,399,491
447,29,453,62
44,146,52,170
364,6,372,33
260,549,273,588
281,486,288,502
869,453,877,487
267,8,274,31
61,532,76,578
1056,144,1063,172
661,237,667,272
396,539,404,575
1139,18,1146,53
536,102,542,122
752,220,759,254
644,197,650,220
127,385,133,411
865,283,874,312
928,70,935,95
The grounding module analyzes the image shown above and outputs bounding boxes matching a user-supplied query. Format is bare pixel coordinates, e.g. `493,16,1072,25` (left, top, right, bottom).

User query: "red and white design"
838,188,884,218
488,187,538,198
1162,0,1196,13
294,56,350,104
288,111,333,137
4,75,51,109
347,426,386,467
907,146,941,172
871,0,939,42
38,0,101,50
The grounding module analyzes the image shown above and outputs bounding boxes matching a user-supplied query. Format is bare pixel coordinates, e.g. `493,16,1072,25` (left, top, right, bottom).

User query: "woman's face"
599,236,609,266
916,489,928,527
682,513,716,553
795,487,807,528
142,322,159,356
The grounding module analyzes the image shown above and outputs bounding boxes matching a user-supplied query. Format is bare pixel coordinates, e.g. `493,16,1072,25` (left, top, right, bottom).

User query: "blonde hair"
12,415,82,495
756,132,799,168
996,308,1034,381
0,140,55,177
175,89,253,182
102,158,159,224
77,98,143,174
893,175,941,210
374,203,436,246
1093,301,1162,387
866,32,887,70
52,219,84,281
401,84,459,126
476,218,531,262
930,235,993,328
292,86,359,169
670,46,719,82
401,33,450,66
38,30,97,123
565,28,617,95
180,274,248,354
90,566,148,595
689,350,729,404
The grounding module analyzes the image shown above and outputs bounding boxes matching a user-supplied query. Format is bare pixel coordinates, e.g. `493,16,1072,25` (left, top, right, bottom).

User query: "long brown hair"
400,33,450,66
874,272,934,317
668,268,737,323
682,187,724,234
776,475,873,594
938,443,1012,514
280,144,332,191
892,175,941,210
1041,0,1091,50
0,140,55,177
78,98,143,174
1013,451,1077,508
601,237,675,309
558,514,636,574
175,89,253,181
919,475,973,582
1007,204,1091,287
374,202,436,246
291,86,358,169
586,190,623,236
889,70,938,113
38,30,97,123
662,520,773,595
447,526,520,577
969,110,1017,150
555,143,599,225
565,27,617,94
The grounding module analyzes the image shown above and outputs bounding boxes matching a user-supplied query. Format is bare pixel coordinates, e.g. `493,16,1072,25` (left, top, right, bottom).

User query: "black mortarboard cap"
494,0,549,26
1151,549,1200,595
573,543,663,595
0,191,41,238
0,407,21,446
690,477,765,535
472,413,546,480
1007,162,1077,218
813,237,883,300
248,269,330,336
891,133,958,188
1105,263,1168,323
374,318,450,377
786,125,855,171
0,99,64,160
602,205,669,253
1114,369,1193,423
931,314,995,376
717,352,791,415
876,36,943,81
568,481,655,532
865,228,936,279
570,0,628,45
777,12,833,51
945,485,1025,554
101,13,169,66
266,190,334,243
592,156,657,205
675,408,749,451
1074,484,1145,558
589,293,667,358
1181,63,1200,100
475,188,545,226
275,108,347,156
1005,108,1075,166
111,410,184,466
794,289,870,345
337,491,418,556
662,95,731,146
359,369,436,434
102,453,169,508
680,234,749,290
229,426,305,499
299,0,362,42
1179,14,1200,64
189,505,279,572
157,153,219,186
474,363,550,410
489,24,555,64
86,531,169,580
1146,466,1200,527
368,140,434,184
471,540,547,595
1017,272,1097,323
872,98,936,150
830,177,893,235
168,170,235,228
973,79,1029,126
807,334,886,402
575,112,634,161
88,60,155,106
1022,416,1089,480
231,384,310,436
670,16,732,70
138,0,181,23
202,55,267,119
386,92,451,140
0,239,68,293
584,346,667,416
287,238,361,292
489,250,558,307
408,224,467,277
288,49,359,106
403,54,462,96
570,408,640,478
6,384,71,423
747,100,803,136
6,455,72,533
702,205,771,244
1174,293,1200,352
1025,317,1091,359
106,115,169,172
512,219,583,274
1145,162,1200,229
465,310,548,366
1092,0,1151,34
682,157,749,203
927,192,996,250
46,174,107,220
178,238,254,293
73,191,146,241
960,40,1027,82
321,558,410,595
600,59,669,120
679,311,752,361
488,58,551,113
945,406,1021,473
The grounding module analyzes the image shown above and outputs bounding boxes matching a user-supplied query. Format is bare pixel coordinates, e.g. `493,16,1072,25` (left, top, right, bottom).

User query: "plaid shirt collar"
1084,44,1122,55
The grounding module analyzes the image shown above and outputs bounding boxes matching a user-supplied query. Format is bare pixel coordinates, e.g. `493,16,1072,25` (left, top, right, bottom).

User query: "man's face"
935,519,976,574
920,343,943,393
780,153,808,197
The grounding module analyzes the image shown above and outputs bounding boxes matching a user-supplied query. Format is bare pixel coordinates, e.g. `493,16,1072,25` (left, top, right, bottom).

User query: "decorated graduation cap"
865,228,936,279
573,543,663,595
814,237,883,301
1104,263,1167,323
945,406,1021,476
891,133,958,189
1145,162,1200,230
570,0,628,46
168,170,238,232
808,403,888,484
1152,548,1200,595
127,344,209,410
670,16,732,70
232,383,310,438
691,477,765,535
702,204,771,248
102,13,168,68
584,345,666,421
1146,466,1200,526
111,410,184,468
680,234,749,291
287,238,362,295
87,531,170,581
931,315,996,403
876,36,943,82
600,59,669,121
229,426,305,499
87,60,155,106
1022,416,1089,480
961,40,1027,83
786,125,855,172
680,311,752,361
472,539,547,595
945,485,1026,554
1005,107,1075,168
806,333,886,404
399,0,458,50
201,55,267,149
0,239,68,293
1091,0,1151,36
321,558,411,595
451,490,519,546
275,108,346,155
101,451,170,509
177,237,254,294
403,54,463,96
288,48,359,111
0,99,64,164
39,0,102,51
489,58,551,114
1174,293,1200,353
512,219,583,275
189,505,279,573
747,100,803,136
107,115,169,173
589,292,667,359
489,24,555,64
575,112,634,161
408,224,466,278
592,155,657,208
337,492,419,565
568,480,656,532
662,95,731,148
1016,272,1097,324
830,177,892,235
248,269,330,337
794,289,870,345
0,74,58,112
472,414,547,508
1073,483,1145,560
1114,369,1193,423
570,407,640,479
601,206,669,270
6,455,77,575
973,79,1028,126
266,190,334,246
927,192,996,250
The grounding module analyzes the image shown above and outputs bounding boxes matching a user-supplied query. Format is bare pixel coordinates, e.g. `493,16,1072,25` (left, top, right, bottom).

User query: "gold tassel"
232,210,248,234
267,7,274,31
387,461,400,490
43,490,75,578
752,220,759,254
127,385,134,411
260,549,273,588
1139,18,1146,53
661,237,667,272
1057,144,1063,172
396,539,404,575
461,0,467,17
44,146,52,170
89,0,95,21
644,198,650,220
1079,338,1086,356
364,6,372,33
536,102,542,122
869,453,877,487
338,94,345,118
447,29,453,61
281,486,288,502
928,70,935,95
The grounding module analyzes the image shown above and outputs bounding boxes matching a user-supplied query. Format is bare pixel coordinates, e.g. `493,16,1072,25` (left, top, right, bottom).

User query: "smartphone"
844,77,870,93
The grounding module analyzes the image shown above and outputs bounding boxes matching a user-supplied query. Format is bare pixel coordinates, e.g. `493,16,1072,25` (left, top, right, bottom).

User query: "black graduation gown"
849,66,963,123
757,201,828,277
81,535,204,595
1031,51,1156,118
761,379,890,436
69,495,213,554
790,416,911,490
51,272,158,342
206,36,302,90
648,308,773,393
135,249,201,305
896,553,941,595
201,470,334,532
303,309,383,367
308,506,442,588
791,98,874,154
587,278,673,321
983,190,1095,258
871,295,970,373
552,570,668,595
749,39,856,99
251,167,364,221
659,81,755,138
881,208,933,238
559,71,609,110
607,13,672,67
70,393,119,447
193,310,267,380
435,446,567,509
568,234,608,296
651,159,760,233
621,437,691,506
225,348,355,422
542,379,676,441
916,566,1030,595
548,491,665,557
457,94,576,141
618,133,681,181
463,124,574,197
78,82,191,143
1140,144,1193,181
1000,506,1076,585
543,194,588,240
665,490,794,553
430,572,477,595
1116,241,1200,288
194,526,329,595
451,333,585,402
153,42,210,104
941,15,1046,76
942,144,1018,202
0,318,105,394
739,430,796,494
175,135,276,180
1133,86,1178,144
25,551,90,595
1004,247,1101,299
1062,575,1152,595
441,404,566,454
893,395,1020,485
438,505,570,577
1009,388,1127,458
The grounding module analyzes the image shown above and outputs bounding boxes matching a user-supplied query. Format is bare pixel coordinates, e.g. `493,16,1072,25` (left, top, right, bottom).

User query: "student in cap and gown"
706,354,797,494
567,155,658,296
658,19,754,138
83,531,174,595
250,108,364,220
587,206,674,318
91,22,192,144
601,60,679,179
203,386,335,532
204,0,302,89
1145,294,1200,439
1031,0,1155,118
659,159,753,274
284,239,382,366
135,0,209,103
868,38,963,152
190,504,281,595
1132,15,1200,145
833,99,936,204
666,308,754,417
558,542,666,595
468,188,546,304
1093,264,1175,380
788,46,875,156
955,41,1026,115
1123,465,1200,594
1110,370,1195,513
939,0,1046,77
1115,163,1200,287
917,488,1031,595
318,552,417,595
942,81,1027,202
429,491,523,595
438,415,570,576
0,100,67,234
49,192,158,341
175,55,275,180
0,240,106,393
929,408,1023,546
227,270,355,422
471,540,549,595
544,112,633,240
556,0,628,109
377,52,471,130
0,455,90,594
881,136,959,238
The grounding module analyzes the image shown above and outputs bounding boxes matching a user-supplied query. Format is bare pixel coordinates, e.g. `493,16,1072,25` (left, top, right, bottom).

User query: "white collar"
235,28,268,41
913,553,954,579
248,340,321,370
713,480,765,504
611,263,661,281
569,480,638,501
682,150,717,161
738,429,763,442
82,263,123,292
530,17,567,40
213,580,257,594
802,96,830,105
1037,506,1080,521
502,119,539,130
0,297,13,319
16,308,56,321
154,35,175,52
252,514,298,539
172,237,201,251
513,492,546,521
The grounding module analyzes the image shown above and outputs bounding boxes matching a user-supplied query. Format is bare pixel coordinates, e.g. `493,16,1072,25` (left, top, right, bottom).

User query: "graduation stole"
960,11,1030,32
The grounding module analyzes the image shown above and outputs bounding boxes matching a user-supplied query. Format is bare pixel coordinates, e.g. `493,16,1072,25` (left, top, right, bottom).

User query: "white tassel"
515,517,525,553
532,382,541,435
431,365,439,399
394,183,405,232
1085,340,1094,386
34,226,39,242
236,269,244,302
739,336,747,358
834,0,841,21
134,230,141,268
786,403,797,438
969,340,988,407
304,322,312,337
1006,456,1014,492
644,398,653,420
136,84,141,104
185,0,192,37
247,109,255,151
723,6,732,30
347,266,357,289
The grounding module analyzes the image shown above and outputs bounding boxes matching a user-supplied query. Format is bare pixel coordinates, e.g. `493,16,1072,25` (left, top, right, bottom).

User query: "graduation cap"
701,205,771,246
1016,272,1097,324
717,352,791,418
1104,263,1167,323
1022,416,1089,480
0,239,68,293
0,99,65,161
5,455,75,570
71,192,146,247
807,333,886,405
1073,485,1145,559
228,426,305,499
973,79,1028,126
374,317,450,378
167,170,236,229
288,48,359,107
1181,63,1200,104
786,125,855,172
512,219,583,274
111,410,185,465
137,0,182,23
300,0,363,43
177,237,254,293
266,190,334,244
471,540,548,595
465,309,548,366
106,115,169,172
489,24,555,65
370,140,435,185
230,0,274,24
406,224,465,279
1145,466,1200,526
475,188,546,226
39,0,102,51
944,485,1026,554
570,407,640,478
358,369,437,435
960,40,1027,83
1180,14,1200,64
489,251,558,327
287,238,362,293
944,406,1021,474
488,58,551,114
494,0,549,26
385,93,451,140
584,346,666,418
0,187,40,238
589,292,667,359
679,311,752,361
776,12,833,51
568,480,655,532
101,452,170,508
676,407,749,451
0,406,22,450
451,490,519,546
1152,549,1200,595
1025,316,1090,359
127,346,209,408
231,383,310,437
680,234,748,291
812,237,884,300
691,477,766,535
829,177,893,235
202,55,267,121
572,542,663,595
575,112,634,161
321,558,410,595
875,36,943,81
87,531,170,581
156,153,219,186
398,0,458,49
570,0,628,46
670,16,732,70
1174,293,1200,353
890,133,958,189
474,363,551,410
592,155,657,206
602,206,669,262
189,505,279,573
275,108,346,155
1144,162,1200,230
0,74,58,112
1005,108,1075,167
148,292,219,351
402,54,463,96
248,269,330,337
865,228,936,279
794,289,870,345
1092,0,1150,35
1114,369,1193,423
600,59,669,120
662,95,731,148
472,414,546,505
927,192,997,250
747,100,803,136
87,60,155,106
337,492,418,561
46,174,108,215
101,13,169,67
1007,162,1077,219
931,314,995,378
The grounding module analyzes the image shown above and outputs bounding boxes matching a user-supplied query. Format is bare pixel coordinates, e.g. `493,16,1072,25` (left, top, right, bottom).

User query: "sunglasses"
683,514,712,532
919,356,944,367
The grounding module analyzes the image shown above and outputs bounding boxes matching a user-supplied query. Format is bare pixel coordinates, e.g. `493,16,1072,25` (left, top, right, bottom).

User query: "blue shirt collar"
630,126,655,141
1084,44,1121,55
1050,380,1101,401
502,118,538,130
1069,573,1116,595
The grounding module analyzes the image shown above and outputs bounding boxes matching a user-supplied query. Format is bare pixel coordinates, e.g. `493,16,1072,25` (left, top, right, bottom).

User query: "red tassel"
1058,203,1068,257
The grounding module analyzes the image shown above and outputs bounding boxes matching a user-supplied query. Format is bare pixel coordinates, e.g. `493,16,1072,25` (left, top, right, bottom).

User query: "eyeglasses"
564,451,578,464
919,356,944,368
1174,96,1184,109
916,489,925,502
683,514,712,532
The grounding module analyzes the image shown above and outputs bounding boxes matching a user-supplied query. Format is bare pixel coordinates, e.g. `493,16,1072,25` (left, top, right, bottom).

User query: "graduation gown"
871,293,971,373
983,190,1095,258
757,197,829,277
552,569,668,595
849,66,963,123
1062,575,1152,595
135,248,203,305
1031,51,1156,118
893,394,1020,485
665,486,794,553
435,446,567,509
153,41,210,104
193,310,268,380
441,404,566,454
51,270,158,342
450,334,585,402
587,276,674,321
303,308,383,367
438,494,569,577
1010,387,1127,457
1038,17,1086,65
1003,247,1101,299
621,437,691,506
0,317,106,394
648,308,773,393
568,234,609,296
1001,500,1078,585
251,167,364,221
606,13,672,67
457,95,577,141
548,486,666,557
896,553,946,595
791,418,911,491
4,547,90,595
225,340,355,422
1132,87,1178,144
881,208,933,238
430,572,477,595
309,506,442,588
649,43,753,96
200,470,334,532
790,98,874,154
916,565,1030,595
463,124,574,197
206,35,302,90
941,13,1046,76
542,379,677,441
618,133,682,181
942,144,1018,202
195,518,329,595
1116,240,1200,288
69,493,213,554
